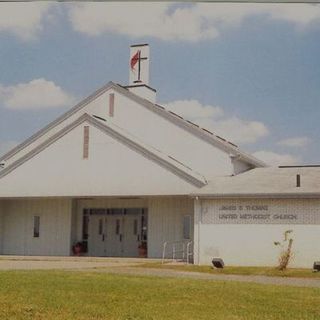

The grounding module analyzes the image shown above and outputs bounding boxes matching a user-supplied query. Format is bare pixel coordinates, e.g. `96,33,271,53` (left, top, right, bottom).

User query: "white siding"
74,197,193,259
197,198,320,268
3,88,234,179
148,197,194,258
70,199,78,246
0,124,199,197
2,199,72,256
231,158,253,175
3,89,115,167
107,93,233,178
0,201,3,253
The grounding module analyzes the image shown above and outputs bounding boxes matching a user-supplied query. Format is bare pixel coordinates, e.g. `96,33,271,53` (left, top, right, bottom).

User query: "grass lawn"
0,270,319,320
137,262,320,279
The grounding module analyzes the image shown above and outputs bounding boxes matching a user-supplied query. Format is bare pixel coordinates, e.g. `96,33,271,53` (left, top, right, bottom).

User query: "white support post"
193,197,202,265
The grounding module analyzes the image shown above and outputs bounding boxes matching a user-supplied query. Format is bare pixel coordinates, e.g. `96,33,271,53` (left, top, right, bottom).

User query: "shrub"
274,230,294,270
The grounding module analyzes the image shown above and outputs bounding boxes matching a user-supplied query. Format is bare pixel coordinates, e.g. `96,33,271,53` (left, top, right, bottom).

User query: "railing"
162,240,193,264
186,241,193,264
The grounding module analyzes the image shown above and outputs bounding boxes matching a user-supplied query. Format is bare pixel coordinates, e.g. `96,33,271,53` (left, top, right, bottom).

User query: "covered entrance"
85,208,147,257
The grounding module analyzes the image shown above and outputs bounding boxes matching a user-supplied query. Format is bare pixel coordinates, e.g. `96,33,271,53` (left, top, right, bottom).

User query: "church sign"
201,199,320,225
218,205,297,221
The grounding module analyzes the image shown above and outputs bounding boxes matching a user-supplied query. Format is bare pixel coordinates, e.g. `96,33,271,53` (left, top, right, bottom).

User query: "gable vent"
83,126,89,159
296,174,301,187
109,93,115,117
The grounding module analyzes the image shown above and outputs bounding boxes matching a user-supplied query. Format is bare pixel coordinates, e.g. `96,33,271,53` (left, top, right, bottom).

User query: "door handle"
102,234,105,241
120,234,122,242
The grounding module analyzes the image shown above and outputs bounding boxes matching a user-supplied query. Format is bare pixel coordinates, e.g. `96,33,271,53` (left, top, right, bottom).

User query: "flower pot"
138,244,147,258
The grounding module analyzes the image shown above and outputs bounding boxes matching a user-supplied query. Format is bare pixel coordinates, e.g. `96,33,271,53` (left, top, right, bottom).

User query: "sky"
0,2,320,166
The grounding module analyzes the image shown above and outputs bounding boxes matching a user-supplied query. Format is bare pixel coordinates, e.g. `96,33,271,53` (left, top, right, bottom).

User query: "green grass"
0,270,319,320
137,262,320,279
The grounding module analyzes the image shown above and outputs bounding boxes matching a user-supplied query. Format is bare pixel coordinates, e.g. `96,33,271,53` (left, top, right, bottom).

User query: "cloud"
277,136,311,147
69,3,217,42
164,99,269,144
252,150,300,166
164,100,223,119
0,3,55,40
68,3,320,42
211,117,269,145
1,3,319,42
0,78,75,110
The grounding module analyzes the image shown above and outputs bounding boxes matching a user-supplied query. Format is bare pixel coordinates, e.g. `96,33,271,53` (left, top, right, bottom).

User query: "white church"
0,44,319,267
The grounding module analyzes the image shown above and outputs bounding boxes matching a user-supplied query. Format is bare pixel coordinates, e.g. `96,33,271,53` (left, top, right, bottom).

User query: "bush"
274,230,294,270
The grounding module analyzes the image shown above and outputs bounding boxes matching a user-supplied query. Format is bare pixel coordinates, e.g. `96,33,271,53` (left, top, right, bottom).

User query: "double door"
88,208,146,257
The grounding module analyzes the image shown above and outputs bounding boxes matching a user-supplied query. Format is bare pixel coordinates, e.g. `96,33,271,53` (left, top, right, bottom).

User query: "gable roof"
0,81,265,168
0,113,207,189
191,167,320,198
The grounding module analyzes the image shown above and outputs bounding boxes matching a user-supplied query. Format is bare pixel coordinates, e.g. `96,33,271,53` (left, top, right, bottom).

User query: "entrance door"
105,211,123,257
86,208,147,257
88,215,107,257
122,209,141,257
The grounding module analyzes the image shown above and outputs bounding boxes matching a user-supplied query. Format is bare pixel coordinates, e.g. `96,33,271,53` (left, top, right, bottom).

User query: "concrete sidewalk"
0,255,159,270
96,266,320,288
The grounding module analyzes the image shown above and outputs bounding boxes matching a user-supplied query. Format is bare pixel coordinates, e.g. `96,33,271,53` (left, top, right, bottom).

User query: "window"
116,219,120,235
98,219,103,235
109,93,115,117
83,126,89,159
104,218,107,238
81,209,89,253
82,214,89,240
183,215,191,240
33,216,40,238
133,219,138,235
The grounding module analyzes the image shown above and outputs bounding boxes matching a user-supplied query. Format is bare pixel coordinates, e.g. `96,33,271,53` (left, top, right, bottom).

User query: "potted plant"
138,242,147,258
72,242,83,256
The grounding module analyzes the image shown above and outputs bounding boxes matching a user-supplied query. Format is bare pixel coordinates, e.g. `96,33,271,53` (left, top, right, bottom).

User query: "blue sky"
0,2,320,165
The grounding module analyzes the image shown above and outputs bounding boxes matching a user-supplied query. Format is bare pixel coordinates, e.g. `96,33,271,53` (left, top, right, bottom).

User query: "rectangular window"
98,219,103,235
81,210,89,253
83,126,89,159
104,218,107,238
33,216,40,238
183,215,191,240
133,219,138,235
82,215,89,240
116,219,120,235
109,93,115,117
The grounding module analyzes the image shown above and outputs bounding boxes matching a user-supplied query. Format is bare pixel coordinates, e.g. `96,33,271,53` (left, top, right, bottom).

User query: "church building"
0,44,319,268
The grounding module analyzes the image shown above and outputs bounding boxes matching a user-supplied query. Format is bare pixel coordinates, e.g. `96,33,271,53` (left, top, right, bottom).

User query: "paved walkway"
0,256,320,288
0,255,154,270
97,267,320,288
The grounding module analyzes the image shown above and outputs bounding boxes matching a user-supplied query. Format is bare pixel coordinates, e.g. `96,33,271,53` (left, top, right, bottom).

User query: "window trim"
33,215,40,238
183,215,191,240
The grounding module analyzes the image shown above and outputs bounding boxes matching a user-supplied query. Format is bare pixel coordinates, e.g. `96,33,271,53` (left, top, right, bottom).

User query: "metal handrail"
162,240,193,264
186,241,193,264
